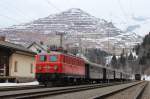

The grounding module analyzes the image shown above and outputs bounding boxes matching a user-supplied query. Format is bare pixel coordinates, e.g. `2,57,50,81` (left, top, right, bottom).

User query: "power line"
0,14,22,23
45,0,61,12
0,1,34,21
129,0,135,18
117,0,129,23
115,0,137,54
118,0,137,50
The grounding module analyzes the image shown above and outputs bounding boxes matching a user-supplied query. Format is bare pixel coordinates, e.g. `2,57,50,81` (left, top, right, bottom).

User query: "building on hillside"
0,36,36,82
27,42,47,53
47,35,61,47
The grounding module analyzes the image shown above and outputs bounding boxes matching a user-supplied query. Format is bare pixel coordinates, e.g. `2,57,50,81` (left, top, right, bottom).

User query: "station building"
27,41,47,53
0,36,36,82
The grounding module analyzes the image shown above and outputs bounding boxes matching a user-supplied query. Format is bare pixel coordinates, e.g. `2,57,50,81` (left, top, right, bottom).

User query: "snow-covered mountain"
0,8,142,54
115,16,150,36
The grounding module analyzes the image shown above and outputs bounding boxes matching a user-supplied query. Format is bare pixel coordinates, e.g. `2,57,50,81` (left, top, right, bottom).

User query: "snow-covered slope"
1,8,122,35
115,16,150,36
0,8,142,53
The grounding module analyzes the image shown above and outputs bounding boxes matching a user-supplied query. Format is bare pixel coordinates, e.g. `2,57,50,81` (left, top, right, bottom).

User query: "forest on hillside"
134,32,150,74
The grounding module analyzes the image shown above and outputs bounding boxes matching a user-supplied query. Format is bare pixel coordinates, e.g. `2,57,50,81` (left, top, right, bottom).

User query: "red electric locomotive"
35,51,85,85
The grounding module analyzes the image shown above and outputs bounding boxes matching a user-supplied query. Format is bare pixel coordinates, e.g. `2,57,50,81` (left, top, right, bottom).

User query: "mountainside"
115,16,150,36
0,8,142,54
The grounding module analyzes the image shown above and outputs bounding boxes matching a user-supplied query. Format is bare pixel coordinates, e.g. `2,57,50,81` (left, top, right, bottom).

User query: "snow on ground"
142,75,150,81
0,81,39,87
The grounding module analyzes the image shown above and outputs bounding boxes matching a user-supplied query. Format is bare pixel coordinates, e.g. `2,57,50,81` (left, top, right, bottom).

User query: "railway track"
0,81,133,99
94,81,147,99
0,81,125,92
138,81,150,99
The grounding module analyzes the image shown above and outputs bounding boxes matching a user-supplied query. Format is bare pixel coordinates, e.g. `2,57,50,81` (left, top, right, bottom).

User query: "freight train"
135,74,141,80
35,52,132,86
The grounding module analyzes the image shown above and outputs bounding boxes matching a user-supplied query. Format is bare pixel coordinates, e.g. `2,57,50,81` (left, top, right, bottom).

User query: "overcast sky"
0,0,149,28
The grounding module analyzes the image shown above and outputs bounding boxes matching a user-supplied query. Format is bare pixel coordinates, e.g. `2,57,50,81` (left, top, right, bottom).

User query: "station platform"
0,76,16,83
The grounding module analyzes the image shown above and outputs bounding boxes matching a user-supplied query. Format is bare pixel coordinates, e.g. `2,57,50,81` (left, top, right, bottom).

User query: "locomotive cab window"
49,55,57,62
39,55,46,62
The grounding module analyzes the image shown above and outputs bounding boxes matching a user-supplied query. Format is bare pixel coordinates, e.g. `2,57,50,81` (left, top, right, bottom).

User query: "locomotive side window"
63,56,65,63
64,56,66,63
40,55,46,62
49,55,57,62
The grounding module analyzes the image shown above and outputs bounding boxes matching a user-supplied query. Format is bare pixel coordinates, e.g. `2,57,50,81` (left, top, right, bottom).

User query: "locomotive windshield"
39,55,46,62
49,55,57,62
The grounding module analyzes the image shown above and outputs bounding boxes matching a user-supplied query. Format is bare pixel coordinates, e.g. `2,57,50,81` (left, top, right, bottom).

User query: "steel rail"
0,82,132,99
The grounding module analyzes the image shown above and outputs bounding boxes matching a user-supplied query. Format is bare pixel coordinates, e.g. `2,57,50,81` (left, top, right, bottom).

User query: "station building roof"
0,41,36,55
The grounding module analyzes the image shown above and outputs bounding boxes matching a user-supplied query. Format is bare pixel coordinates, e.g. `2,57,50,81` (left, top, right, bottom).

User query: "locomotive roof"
85,60,115,71
85,59,132,75
37,51,84,60
37,51,61,55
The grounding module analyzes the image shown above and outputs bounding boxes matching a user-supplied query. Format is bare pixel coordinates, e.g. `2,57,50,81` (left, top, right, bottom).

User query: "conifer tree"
111,55,118,69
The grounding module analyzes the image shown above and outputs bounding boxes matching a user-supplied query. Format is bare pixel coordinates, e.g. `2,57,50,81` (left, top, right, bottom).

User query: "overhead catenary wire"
0,0,36,27
0,0,34,21
117,0,129,22
45,0,62,12
118,0,137,44
44,0,86,55
129,0,135,18
0,13,22,24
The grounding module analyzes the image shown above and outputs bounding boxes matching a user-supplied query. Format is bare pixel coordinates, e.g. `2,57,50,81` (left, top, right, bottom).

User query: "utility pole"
108,13,112,54
107,30,110,53
77,34,83,57
56,32,66,48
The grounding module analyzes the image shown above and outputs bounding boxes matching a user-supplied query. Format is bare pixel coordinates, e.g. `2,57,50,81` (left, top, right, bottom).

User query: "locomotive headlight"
44,66,50,70
54,65,58,70
37,66,42,70
46,65,50,69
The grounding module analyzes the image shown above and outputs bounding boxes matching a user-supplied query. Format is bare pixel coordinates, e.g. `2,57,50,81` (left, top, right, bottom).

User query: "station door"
0,55,9,76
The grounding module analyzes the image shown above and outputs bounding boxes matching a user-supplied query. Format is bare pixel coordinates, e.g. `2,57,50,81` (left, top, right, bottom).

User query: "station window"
14,61,18,72
39,55,46,62
30,63,33,73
